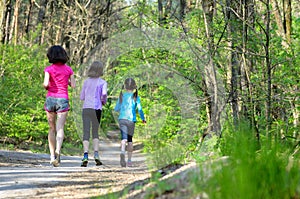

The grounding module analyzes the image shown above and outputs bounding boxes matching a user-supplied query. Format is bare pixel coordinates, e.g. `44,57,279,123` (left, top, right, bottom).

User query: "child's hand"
142,120,146,124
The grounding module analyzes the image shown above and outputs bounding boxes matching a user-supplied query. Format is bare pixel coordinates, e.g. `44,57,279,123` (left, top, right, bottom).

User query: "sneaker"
127,161,133,167
120,153,126,167
95,158,103,166
81,158,88,167
94,155,103,166
50,159,59,167
55,152,61,163
50,152,60,167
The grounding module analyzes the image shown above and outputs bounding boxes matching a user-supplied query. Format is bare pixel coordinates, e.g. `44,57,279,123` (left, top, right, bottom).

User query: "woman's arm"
69,74,76,88
43,72,50,89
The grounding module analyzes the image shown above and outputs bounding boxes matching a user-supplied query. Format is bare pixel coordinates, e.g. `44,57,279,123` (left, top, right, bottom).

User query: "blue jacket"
114,92,145,122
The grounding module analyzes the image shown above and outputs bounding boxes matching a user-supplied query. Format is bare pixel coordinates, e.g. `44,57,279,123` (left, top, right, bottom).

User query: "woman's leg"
47,111,56,160
55,111,68,155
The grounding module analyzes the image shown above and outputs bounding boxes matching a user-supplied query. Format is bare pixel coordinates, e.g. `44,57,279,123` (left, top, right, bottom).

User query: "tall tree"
201,0,223,135
265,0,272,134
226,0,240,126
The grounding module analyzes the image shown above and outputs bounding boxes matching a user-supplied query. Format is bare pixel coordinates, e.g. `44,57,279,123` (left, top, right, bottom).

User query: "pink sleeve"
44,66,50,73
68,66,74,75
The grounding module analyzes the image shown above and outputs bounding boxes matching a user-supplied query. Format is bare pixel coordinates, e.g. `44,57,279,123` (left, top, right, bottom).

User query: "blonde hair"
87,61,104,77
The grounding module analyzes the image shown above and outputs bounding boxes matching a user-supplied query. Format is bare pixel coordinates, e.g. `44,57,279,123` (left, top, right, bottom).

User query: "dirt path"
0,133,150,199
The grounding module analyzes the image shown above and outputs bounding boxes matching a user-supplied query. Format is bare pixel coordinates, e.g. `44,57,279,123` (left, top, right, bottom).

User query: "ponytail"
133,89,138,102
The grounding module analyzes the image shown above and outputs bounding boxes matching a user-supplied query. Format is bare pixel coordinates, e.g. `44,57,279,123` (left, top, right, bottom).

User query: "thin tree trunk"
179,0,186,20
36,0,47,44
0,0,5,41
158,0,164,26
3,1,11,44
226,0,240,126
24,0,33,34
265,0,272,135
242,0,259,138
10,0,20,45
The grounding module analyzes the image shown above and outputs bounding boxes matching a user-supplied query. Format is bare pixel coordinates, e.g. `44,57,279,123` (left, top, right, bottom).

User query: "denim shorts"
119,119,135,142
44,97,69,113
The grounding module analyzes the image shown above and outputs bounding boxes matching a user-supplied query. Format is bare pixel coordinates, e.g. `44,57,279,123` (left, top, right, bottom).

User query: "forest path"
0,132,150,199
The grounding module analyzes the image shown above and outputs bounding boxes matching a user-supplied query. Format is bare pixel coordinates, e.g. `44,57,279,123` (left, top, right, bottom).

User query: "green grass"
191,124,300,199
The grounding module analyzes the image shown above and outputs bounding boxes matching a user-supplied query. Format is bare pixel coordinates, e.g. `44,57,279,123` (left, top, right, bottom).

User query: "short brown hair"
87,61,104,77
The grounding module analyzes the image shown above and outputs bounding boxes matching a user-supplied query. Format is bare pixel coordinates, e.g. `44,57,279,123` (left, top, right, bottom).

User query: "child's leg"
82,109,91,166
127,122,134,164
120,139,127,167
127,142,133,162
119,120,129,167
93,138,99,154
121,139,127,153
83,140,89,154
92,109,101,156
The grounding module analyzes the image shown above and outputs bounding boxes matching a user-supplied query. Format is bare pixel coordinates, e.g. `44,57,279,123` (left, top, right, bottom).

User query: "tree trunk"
226,0,241,126
270,0,289,47
10,0,20,45
265,0,272,135
202,0,221,135
158,0,164,25
2,1,12,44
283,0,292,44
24,0,33,34
0,0,5,41
36,0,47,44
241,0,260,138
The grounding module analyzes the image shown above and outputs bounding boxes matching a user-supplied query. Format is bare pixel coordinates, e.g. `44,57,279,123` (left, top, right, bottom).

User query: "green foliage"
191,122,300,199
0,44,48,142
